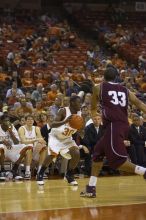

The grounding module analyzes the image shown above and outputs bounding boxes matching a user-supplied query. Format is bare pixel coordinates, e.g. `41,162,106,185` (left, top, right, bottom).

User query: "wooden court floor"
1,175,146,220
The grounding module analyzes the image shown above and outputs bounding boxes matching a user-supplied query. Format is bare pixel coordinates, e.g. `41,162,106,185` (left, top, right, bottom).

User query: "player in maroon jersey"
80,67,146,198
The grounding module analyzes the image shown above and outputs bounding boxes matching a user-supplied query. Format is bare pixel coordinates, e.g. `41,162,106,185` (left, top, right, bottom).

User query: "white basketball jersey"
21,126,36,141
50,107,81,140
0,125,19,146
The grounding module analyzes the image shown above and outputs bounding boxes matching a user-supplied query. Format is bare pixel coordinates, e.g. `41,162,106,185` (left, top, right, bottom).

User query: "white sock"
37,165,42,173
135,166,146,175
26,166,30,173
89,176,97,186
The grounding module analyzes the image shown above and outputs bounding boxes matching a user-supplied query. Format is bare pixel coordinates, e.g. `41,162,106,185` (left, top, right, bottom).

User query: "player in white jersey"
49,105,81,156
18,114,47,179
0,115,32,181
37,96,81,185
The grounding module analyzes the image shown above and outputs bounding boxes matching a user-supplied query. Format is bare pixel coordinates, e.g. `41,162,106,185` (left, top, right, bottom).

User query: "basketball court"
0,175,146,220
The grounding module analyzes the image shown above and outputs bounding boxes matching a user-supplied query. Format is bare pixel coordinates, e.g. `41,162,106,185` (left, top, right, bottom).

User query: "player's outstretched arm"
50,108,71,128
129,91,146,113
91,84,100,116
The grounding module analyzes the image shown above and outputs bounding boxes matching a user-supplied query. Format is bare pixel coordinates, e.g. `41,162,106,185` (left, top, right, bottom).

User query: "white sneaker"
0,172,6,182
14,175,23,181
64,176,78,186
37,180,44,185
37,173,44,185
5,171,13,181
24,172,31,180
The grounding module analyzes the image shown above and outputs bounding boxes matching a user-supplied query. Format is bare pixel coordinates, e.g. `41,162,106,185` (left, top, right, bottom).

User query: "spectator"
31,83,44,102
49,97,62,118
47,84,58,106
128,115,146,166
15,98,33,115
6,81,24,105
41,113,54,144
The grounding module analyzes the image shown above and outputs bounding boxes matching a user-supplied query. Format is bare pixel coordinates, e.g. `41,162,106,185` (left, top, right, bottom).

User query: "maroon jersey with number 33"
99,82,129,125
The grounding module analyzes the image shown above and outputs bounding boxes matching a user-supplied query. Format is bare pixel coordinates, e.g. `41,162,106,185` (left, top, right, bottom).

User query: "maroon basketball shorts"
93,121,129,169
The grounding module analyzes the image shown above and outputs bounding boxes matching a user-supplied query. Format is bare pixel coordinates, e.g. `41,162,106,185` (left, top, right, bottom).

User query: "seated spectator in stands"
50,69,60,82
14,95,33,110
8,71,22,88
71,68,85,83
128,114,146,166
12,71,21,86
81,105,91,126
83,113,104,154
37,111,48,128
15,98,33,115
35,72,48,86
56,92,64,104
81,113,104,176
41,92,50,108
86,57,97,72
66,79,79,97
6,81,24,105
49,97,62,118
25,92,33,107
0,115,32,181
139,51,146,70
18,114,47,179
31,83,43,102
112,53,125,69
47,84,58,106
58,80,67,96
41,113,54,144
33,111,40,126
15,116,26,130
34,101,43,114
62,96,70,107
129,64,139,77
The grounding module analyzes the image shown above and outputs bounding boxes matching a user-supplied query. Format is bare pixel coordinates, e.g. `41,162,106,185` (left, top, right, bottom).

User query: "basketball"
69,114,84,130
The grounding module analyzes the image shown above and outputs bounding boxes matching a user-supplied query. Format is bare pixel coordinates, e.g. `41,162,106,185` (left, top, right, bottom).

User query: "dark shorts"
93,121,129,169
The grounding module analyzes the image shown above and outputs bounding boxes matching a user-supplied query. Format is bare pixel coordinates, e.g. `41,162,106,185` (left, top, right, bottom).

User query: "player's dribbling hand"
64,115,72,123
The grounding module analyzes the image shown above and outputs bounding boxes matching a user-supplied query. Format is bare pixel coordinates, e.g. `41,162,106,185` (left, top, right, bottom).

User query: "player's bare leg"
80,159,146,198
24,148,33,180
0,149,5,181
12,148,32,181
64,146,80,186
80,161,103,197
37,148,47,173
37,154,55,185
119,159,146,177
